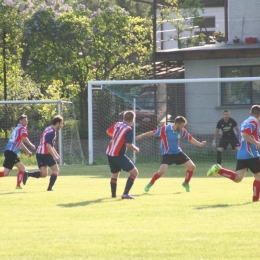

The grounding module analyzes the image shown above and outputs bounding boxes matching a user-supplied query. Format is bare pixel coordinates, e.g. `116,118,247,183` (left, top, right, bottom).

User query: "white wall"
157,7,224,50
228,0,260,42
184,58,260,134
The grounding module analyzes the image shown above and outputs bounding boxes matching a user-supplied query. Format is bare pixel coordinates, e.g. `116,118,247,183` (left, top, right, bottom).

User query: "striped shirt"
106,122,133,156
5,124,28,154
237,116,259,159
36,126,56,154
154,124,192,155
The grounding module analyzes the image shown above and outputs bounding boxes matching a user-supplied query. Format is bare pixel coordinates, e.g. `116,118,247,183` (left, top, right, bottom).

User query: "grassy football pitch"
0,163,259,260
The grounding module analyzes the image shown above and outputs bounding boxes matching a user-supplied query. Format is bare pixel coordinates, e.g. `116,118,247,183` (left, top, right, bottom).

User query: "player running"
207,105,260,202
136,116,206,193
23,115,63,191
0,114,36,189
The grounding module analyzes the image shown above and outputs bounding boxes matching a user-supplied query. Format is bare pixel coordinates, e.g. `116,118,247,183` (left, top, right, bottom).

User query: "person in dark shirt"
212,109,240,165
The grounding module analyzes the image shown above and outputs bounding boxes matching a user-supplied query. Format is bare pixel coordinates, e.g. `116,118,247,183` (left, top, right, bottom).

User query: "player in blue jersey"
207,105,260,202
0,114,36,189
136,116,206,193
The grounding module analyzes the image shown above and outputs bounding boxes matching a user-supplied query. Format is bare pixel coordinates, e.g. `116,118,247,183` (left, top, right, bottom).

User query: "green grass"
0,163,259,260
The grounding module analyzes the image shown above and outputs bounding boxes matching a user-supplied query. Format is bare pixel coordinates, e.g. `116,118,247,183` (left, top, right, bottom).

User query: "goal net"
88,77,260,166
0,100,85,165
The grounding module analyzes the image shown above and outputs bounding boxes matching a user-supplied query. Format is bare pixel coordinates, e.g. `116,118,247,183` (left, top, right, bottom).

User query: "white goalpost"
0,100,85,166
88,77,260,166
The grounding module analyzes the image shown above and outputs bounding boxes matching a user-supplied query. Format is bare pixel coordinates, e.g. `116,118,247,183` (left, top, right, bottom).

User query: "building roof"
142,61,184,79
155,42,260,61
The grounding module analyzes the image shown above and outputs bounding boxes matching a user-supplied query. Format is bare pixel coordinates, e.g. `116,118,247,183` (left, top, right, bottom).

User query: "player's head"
18,114,28,126
250,105,260,119
174,116,187,130
52,115,63,130
123,110,135,126
222,109,230,120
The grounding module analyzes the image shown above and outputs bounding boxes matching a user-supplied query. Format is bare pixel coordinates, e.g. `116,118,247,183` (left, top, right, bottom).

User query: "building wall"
184,57,260,134
157,7,224,50
228,0,260,42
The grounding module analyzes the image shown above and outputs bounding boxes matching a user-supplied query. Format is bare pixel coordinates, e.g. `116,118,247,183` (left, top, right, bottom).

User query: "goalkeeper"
136,116,206,193
212,109,240,165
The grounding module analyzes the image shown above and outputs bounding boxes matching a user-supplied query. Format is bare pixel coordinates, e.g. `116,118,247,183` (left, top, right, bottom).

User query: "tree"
22,3,152,136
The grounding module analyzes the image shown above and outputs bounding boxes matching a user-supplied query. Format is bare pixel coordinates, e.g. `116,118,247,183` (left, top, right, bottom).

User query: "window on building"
193,17,215,28
221,66,260,105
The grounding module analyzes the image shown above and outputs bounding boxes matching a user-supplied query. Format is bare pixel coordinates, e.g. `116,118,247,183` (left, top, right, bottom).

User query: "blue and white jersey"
153,124,192,155
237,116,259,159
5,124,28,154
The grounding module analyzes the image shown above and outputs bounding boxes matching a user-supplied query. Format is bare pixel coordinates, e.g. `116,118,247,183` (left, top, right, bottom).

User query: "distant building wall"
184,57,260,134
157,7,225,50
228,0,260,42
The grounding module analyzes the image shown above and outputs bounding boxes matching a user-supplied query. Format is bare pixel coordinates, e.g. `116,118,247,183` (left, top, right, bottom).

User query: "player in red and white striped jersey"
106,111,139,199
23,115,63,191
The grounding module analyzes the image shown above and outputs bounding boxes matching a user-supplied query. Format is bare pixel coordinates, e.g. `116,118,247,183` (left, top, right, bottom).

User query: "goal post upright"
88,77,260,165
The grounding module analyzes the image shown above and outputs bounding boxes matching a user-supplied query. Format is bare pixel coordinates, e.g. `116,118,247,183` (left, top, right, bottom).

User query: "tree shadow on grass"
194,202,252,210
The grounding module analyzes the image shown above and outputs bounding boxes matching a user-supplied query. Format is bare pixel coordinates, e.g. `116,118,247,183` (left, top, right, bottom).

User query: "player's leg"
249,158,260,202
253,172,260,202
0,151,16,179
181,159,196,192
15,161,26,189
111,172,120,198
47,164,59,191
217,138,228,165
144,163,168,192
107,155,121,198
120,155,138,199
145,154,173,192
23,154,47,186
207,160,246,182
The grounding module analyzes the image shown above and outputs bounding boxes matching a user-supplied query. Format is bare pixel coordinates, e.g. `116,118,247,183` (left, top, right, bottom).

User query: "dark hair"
174,116,187,125
123,111,135,122
18,114,27,122
52,115,63,125
251,105,260,115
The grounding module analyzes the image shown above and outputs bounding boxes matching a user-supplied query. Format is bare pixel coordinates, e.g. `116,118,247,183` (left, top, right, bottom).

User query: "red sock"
150,172,161,184
253,180,260,202
185,170,193,183
0,172,4,177
218,168,237,180
17,171,24,186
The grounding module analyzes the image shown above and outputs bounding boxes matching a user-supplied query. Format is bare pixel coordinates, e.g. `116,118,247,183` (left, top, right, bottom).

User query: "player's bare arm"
126,143,139,153
22,137,36,150
47,143,60,161
136,131,154,140
21,143,32,157
189,138,207,147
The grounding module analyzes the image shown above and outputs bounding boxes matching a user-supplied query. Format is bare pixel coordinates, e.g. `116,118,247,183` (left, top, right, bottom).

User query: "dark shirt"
216,118,237,138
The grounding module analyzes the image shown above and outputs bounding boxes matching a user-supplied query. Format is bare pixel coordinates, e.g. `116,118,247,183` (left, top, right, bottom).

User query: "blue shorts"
107,155,135,173
36,153,56,168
